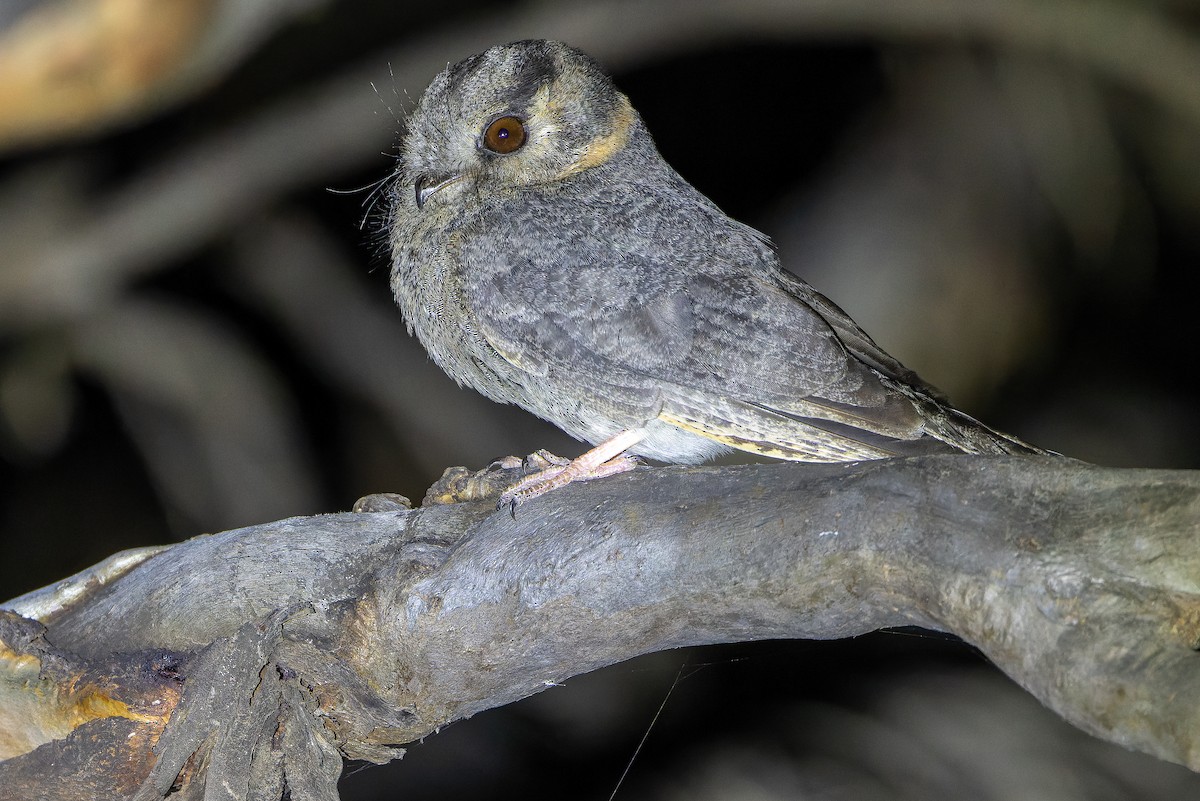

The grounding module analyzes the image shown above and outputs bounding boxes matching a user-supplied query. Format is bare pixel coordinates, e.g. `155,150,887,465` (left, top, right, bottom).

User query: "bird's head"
399,39,639,210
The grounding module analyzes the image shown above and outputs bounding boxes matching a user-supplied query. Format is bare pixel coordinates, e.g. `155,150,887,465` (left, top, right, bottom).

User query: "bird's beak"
414,173,462,209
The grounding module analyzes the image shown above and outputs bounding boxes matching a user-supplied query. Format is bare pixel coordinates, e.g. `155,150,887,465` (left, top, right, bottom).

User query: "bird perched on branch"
388,39,1046,507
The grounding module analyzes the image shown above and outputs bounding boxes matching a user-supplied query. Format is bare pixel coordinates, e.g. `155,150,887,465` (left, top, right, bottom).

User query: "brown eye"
483,116,526,154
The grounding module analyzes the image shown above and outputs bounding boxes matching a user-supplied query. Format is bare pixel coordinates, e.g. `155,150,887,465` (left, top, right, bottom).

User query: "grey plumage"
389,39,1044,472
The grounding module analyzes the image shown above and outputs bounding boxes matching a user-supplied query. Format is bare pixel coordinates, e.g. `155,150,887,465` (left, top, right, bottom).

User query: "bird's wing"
773,267,951,404
461,184,936,457
643,268,939,459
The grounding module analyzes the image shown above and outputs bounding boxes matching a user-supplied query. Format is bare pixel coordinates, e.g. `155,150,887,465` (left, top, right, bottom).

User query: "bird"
387,39,1048,507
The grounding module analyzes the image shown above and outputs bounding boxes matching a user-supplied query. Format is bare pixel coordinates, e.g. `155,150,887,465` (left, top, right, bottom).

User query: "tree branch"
2,456,1198,799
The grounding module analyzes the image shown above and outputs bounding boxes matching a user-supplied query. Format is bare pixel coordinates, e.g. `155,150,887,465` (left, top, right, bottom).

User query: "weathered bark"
1,455,1198,800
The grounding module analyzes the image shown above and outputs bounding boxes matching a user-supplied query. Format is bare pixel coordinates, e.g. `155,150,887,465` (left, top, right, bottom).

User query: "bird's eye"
483,116,526,154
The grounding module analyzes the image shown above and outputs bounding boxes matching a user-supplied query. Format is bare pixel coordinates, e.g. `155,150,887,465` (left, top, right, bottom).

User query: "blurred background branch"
2,1,1198,799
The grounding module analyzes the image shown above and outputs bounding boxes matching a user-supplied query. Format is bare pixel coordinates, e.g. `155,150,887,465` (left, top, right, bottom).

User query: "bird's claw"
496,452,641,514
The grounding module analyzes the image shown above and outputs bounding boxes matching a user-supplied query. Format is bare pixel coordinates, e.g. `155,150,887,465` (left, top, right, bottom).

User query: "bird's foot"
496,451,640,513
497,430,647,514
422,455,526,506
420,430,648,511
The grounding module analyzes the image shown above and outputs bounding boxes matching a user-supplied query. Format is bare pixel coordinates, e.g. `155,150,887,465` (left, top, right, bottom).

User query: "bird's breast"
391,206,510,397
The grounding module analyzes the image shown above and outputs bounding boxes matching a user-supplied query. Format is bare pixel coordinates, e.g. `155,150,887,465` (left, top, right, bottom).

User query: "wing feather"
460,172,947,456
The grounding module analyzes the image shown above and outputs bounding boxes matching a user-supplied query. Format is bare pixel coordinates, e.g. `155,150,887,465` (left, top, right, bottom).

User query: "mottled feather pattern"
389,40,1048,469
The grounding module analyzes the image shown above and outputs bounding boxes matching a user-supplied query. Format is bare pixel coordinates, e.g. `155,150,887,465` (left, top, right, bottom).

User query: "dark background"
2,1,1199,798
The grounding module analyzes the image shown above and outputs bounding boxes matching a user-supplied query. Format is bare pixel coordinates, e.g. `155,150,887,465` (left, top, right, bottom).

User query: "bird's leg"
498,428,646,511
